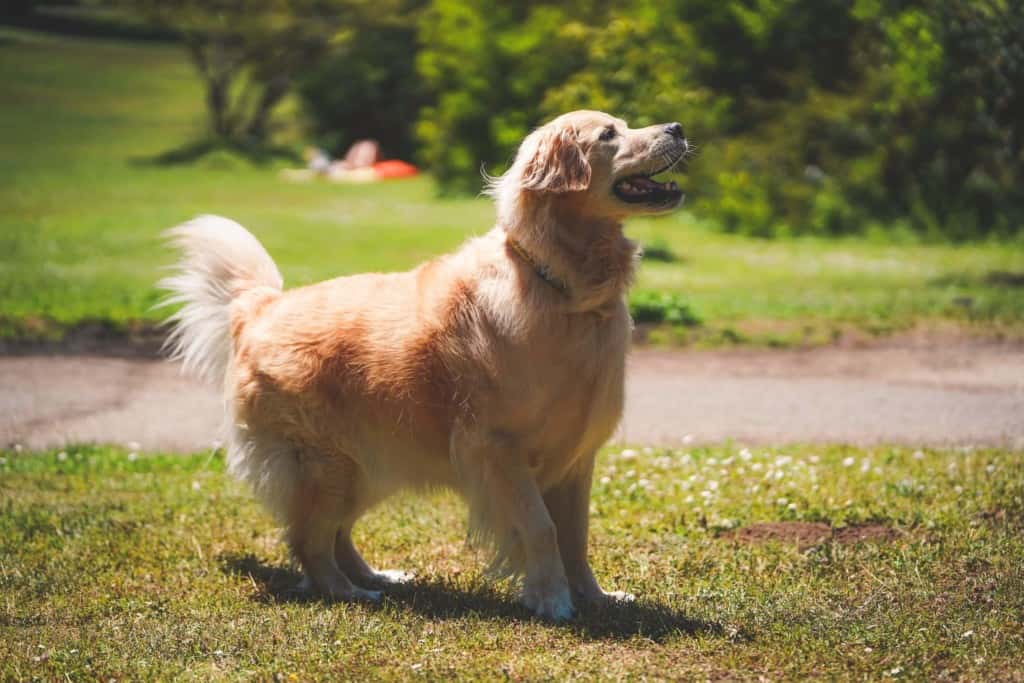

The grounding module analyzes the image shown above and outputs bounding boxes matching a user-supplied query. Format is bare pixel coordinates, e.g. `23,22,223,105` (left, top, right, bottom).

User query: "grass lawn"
1,443,1021,679
2,26,1023,347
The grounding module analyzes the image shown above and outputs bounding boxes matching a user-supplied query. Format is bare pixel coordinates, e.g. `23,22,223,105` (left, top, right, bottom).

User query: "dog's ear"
517,126,591,193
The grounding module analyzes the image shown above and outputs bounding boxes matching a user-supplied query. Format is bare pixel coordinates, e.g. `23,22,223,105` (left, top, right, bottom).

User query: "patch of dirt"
726,521,898,550
832,523,899,545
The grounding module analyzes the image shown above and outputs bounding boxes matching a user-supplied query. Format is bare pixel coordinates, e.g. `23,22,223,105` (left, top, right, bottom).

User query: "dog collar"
506,237,570,296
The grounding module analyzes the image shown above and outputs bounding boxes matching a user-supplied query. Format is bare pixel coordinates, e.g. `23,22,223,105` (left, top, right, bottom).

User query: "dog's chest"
507,312,629,463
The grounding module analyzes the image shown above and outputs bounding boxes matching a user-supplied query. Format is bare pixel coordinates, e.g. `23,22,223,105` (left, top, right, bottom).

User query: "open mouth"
613,159,685,205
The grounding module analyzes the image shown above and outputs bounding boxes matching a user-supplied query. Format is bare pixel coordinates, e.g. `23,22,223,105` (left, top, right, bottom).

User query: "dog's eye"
599,127,617,142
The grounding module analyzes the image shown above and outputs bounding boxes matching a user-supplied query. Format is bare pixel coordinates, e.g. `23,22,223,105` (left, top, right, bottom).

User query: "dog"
162,110,688,620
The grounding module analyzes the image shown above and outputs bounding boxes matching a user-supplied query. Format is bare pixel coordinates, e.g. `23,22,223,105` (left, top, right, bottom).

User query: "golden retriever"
162,110,688,620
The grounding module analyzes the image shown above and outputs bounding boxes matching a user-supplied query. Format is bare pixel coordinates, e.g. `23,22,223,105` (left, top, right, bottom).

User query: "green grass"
2,443,1021,679
1,26,1023,347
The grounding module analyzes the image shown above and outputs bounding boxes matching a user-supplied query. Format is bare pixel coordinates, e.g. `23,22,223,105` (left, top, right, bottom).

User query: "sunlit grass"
1,443,1022,679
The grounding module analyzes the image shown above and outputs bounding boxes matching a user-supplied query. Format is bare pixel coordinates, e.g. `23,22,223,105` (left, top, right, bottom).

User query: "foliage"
629,291,701,327
297,1,425,159
118,0,401,142
2,30,1023,347
403,0,1024,238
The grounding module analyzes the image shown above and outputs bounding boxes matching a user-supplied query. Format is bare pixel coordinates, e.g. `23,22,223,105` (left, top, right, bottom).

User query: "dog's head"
498,110,689,217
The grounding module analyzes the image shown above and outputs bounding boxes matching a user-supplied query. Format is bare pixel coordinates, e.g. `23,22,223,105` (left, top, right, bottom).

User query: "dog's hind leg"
285,454,381,602
334,525,415,589
328,479,413,588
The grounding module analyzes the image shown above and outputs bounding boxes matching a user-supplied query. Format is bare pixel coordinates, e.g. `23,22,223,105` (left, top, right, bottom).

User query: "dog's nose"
665,122,685,139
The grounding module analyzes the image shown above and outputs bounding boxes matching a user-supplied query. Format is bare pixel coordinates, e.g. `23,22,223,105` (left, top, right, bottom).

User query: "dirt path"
2,342,1022,451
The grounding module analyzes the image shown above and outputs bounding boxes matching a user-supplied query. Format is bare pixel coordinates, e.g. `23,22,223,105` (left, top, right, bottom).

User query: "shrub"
629,291,701,327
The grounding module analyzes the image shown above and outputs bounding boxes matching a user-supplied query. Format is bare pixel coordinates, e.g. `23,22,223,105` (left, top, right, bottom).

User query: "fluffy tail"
159,215,283,385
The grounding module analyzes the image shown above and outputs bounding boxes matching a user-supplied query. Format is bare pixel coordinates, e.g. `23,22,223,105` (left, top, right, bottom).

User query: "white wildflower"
191,481,201,491
127,452,138,462
843,456,855,467
861,458,871,473
127,441,141,452
961,630,974,639
707,480,719,491
739,447,753,461
912,450,924,461
787,502,797,511
599,476,611,485
57,451,67,462
776,497,788,506
621,448,638,459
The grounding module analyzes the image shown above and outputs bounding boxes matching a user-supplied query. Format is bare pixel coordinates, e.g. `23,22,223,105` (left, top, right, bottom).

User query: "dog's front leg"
544,455,634,606
456,428,574,621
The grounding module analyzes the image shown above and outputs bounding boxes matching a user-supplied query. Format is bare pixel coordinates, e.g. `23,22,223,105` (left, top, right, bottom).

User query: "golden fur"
162,110,688,620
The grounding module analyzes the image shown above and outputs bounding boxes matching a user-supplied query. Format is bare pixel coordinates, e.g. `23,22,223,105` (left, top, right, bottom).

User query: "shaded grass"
1,443,1022,679
1,27,1023,348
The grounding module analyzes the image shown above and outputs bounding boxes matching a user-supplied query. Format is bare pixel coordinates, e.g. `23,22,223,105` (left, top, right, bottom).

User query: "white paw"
521,583,575,621
601,590,635,604
372,569,415,586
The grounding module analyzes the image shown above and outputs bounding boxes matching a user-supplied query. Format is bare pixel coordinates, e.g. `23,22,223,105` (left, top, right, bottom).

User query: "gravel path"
2,342,1022,451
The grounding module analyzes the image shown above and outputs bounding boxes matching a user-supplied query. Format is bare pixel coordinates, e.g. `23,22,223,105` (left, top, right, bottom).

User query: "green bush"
629,291,701,327
292,0,1024,240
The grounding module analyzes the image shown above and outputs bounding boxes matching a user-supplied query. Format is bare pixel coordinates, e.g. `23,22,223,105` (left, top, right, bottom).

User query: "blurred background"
1,0,1022,348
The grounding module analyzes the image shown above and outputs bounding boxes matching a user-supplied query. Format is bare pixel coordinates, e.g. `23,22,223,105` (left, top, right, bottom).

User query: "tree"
123,0,401,142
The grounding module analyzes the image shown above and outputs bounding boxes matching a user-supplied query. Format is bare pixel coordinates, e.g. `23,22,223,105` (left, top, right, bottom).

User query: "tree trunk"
243,78,290,141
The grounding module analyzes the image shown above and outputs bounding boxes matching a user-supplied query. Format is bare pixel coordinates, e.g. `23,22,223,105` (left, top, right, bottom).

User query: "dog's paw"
521,583,575,622
574,584,635,607
293,575,382,603
596,590,635,604
350,586,383,603
370,569,415,586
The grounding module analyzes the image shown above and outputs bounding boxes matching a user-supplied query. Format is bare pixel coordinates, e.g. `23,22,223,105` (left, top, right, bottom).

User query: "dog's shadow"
220,552,725,642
